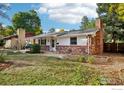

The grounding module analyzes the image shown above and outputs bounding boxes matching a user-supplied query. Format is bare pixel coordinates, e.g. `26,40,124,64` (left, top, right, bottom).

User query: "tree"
4,26,15,36
12,10,42,35
59,28,64,32
34,26,42,35
0,4,10,61
49,28,55,33
0,25,15,36
80,16,95,30
0,4,10,36
97,3,124,43
80,16,89,30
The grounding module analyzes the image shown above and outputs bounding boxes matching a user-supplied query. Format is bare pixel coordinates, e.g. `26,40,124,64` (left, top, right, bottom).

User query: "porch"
32,34,57,52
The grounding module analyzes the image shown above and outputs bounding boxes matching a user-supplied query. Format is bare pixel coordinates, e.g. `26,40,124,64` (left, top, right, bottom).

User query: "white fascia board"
58,32,96,38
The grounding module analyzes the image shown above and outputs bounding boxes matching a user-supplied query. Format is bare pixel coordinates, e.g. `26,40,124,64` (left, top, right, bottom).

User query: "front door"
50,39,56,51
51,39,55,48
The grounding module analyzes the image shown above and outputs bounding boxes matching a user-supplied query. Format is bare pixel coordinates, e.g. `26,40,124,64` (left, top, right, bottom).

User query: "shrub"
87,56,95,64
72,65,104,85
0,39,5,47
31,44,41,53
78,56,86,63
0,55,5,62
0,51,5,62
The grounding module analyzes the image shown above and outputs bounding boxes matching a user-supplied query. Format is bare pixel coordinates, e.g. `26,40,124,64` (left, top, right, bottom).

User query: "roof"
31,28,97,39
31,31,64,39
58,28,97,37
3,35,18,40
25,32,34,37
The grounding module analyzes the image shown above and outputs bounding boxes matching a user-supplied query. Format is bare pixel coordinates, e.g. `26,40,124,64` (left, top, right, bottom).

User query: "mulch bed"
0,61,13,71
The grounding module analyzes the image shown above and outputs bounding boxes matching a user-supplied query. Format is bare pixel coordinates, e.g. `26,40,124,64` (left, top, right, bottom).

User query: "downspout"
87,36,90,55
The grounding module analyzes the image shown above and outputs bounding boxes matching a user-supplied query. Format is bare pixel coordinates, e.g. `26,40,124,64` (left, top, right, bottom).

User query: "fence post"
117,43,118,53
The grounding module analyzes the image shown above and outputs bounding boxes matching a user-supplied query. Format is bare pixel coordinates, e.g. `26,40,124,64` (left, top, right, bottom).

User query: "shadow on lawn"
13,62,34,68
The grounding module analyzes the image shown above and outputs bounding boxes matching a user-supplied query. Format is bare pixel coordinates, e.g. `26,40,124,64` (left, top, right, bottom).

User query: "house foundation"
56,45,87,55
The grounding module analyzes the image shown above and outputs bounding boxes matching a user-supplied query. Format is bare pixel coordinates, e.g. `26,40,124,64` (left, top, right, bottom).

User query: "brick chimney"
96,18,104,55
17,28,26,50
95,18,103,30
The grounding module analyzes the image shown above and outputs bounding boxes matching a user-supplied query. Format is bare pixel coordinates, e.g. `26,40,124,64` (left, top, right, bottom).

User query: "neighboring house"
0,35,3,39
3,29,34,49
4,34,18,49
31,19,104,55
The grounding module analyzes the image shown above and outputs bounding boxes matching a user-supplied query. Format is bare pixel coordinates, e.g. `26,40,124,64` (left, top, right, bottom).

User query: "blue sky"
1,3,97,33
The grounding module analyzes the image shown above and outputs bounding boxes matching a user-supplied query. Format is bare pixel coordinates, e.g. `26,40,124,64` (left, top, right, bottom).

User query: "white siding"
57,35,87,46
46,38,50,45
77,36,87,46
4,40,11,48
57,37,70,45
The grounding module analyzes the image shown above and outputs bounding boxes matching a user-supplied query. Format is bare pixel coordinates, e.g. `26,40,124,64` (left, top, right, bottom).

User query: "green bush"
0,50,5,62
0,39,5,47
78,56,86,63
0,56,5,62
87,56,95,64
72,65,104,85
31,44,41,53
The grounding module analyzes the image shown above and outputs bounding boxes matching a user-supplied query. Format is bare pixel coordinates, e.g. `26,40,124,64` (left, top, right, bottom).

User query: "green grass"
0,54,106,85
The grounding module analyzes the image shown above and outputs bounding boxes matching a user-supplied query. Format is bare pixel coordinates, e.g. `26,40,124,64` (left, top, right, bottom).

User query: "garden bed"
93,56,113,65
0,62,13,71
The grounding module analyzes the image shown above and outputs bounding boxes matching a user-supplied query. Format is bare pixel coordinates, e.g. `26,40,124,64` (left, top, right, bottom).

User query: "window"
70,37,77,45
41,39,46,45
38,39,40,45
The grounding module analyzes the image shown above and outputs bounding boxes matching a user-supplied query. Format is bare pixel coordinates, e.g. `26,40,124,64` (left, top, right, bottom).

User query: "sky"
0,3,98,33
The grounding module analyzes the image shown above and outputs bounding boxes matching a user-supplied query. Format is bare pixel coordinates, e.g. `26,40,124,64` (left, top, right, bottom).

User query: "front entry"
50,39,56,51
51,39,55,48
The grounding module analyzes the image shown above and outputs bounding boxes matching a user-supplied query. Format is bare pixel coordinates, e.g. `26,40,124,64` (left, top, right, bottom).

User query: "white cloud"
37,7,47,14
37,3,98,24
42,3,66,8
2,24,6,27
4,3,10,7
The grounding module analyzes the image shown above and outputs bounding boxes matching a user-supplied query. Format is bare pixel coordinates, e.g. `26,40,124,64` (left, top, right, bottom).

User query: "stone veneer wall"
41,45,50,51
56,45,87,55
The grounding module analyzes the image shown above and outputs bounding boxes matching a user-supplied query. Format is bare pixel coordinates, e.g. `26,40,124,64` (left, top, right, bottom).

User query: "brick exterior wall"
89,19,104,55
56,45,87,55
89,31,101,55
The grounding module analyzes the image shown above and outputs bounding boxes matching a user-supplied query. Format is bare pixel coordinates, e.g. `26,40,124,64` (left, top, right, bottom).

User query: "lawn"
0,53,106,85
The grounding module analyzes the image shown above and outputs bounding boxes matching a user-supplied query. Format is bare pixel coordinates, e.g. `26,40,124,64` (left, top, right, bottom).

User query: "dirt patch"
0,60,34,70
0,62,13,71
81,55,124,85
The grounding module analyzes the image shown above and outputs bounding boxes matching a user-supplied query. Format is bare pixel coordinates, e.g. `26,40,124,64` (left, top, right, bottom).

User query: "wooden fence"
104,43,124,53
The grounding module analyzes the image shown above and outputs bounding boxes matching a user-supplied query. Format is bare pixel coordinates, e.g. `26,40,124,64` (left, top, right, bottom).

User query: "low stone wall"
41,45,50,51
56,45,87,55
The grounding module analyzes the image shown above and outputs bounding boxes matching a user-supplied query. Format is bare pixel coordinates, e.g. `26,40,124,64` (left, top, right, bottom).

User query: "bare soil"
0,62,13,71
82,54,124,85
0,60,33,71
